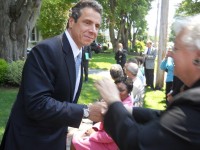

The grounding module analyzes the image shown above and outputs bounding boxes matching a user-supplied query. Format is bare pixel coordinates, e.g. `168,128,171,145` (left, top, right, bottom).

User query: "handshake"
86,78,121,122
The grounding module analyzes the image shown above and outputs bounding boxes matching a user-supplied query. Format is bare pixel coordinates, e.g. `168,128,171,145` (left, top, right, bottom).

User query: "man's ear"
68,17,74,28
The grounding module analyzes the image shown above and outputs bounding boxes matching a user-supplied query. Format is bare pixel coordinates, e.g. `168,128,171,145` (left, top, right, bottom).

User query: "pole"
155,0,169,89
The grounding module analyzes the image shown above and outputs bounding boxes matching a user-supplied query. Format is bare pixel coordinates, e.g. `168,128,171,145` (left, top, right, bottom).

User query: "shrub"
6,60,25,86
0,59,8,85
134,40,145,54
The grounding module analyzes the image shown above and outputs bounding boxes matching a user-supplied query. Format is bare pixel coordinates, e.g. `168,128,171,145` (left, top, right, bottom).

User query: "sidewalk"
88,68,110,77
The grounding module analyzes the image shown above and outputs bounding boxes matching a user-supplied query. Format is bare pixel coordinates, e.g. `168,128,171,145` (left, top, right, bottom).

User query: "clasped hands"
87,77,121,123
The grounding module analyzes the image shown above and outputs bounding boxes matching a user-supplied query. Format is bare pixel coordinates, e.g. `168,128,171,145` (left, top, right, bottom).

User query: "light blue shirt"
65,30,82,101
160,57,174,82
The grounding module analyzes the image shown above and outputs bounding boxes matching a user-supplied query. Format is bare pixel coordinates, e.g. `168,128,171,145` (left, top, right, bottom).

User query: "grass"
0,51,165,142
0,87,18,141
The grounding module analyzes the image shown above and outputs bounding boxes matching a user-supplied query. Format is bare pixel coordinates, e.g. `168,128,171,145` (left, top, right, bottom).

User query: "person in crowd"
135,56,145,77
70,77,133,150
0,1,104,150
167,75,188,103
126,57,146,86
82,45,92,82
94,14,200,150
109,64,124,81
115,43,127,72
125,62,144,107
160,48,174,105
143,41,157,90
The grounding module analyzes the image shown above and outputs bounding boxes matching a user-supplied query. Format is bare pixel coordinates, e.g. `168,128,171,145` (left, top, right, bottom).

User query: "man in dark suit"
82,45,92,82
0,1,104,150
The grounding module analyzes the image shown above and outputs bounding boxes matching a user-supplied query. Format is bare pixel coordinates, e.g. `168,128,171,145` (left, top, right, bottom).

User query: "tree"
37,0,75,39
99,0,152,52
0,0,42,61
176,0,200,16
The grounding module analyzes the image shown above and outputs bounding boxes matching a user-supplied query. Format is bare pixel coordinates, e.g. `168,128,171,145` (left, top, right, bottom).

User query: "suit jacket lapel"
61,33,76,102
60,33,83,103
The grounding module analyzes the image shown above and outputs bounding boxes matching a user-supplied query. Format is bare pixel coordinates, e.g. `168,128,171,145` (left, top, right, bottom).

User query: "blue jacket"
160,57,174,82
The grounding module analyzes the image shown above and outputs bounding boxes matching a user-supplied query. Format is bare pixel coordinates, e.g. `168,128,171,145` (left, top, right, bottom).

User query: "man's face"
68,7,101,48
146,42,151,48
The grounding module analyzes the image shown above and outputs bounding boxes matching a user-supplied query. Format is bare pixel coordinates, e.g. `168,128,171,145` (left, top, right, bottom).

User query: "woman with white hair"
94,14,200,150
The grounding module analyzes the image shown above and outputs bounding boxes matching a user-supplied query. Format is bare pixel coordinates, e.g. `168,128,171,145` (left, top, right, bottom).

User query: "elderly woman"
94,14,200,150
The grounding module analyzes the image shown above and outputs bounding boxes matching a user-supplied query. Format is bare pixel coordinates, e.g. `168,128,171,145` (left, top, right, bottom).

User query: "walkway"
88,68,110,76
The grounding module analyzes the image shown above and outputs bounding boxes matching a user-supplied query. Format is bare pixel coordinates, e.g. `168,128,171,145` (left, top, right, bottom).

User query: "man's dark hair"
67,0,103,28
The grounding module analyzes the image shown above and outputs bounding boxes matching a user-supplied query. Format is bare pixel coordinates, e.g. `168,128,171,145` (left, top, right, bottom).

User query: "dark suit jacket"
115,50,126,68
0,33,85,150
104,80,200,150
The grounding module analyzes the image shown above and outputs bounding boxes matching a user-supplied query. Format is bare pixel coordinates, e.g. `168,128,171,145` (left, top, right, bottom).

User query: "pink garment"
72,96,133,150
121,94,133,106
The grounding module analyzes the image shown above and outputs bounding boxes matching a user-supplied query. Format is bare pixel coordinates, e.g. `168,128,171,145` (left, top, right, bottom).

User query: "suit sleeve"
104,102,187,150
132,107,162,124
104,102,140,150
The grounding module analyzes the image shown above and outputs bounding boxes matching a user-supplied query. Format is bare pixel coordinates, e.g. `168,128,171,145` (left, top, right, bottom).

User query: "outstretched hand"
88,101,107,122
95,77,121,105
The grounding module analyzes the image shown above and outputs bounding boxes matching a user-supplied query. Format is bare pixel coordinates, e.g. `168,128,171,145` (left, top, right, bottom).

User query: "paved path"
88,68,110,77
66,69,109,150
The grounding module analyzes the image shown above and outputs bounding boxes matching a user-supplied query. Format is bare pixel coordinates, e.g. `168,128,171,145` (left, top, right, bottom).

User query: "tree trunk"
0,0,42,62
155,0,169,89
109,22,117,52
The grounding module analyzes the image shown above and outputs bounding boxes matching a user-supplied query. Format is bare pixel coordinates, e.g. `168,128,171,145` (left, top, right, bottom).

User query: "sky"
146,0,183,36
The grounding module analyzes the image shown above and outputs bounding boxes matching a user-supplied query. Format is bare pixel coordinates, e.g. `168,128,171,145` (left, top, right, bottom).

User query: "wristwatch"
83,106,90,118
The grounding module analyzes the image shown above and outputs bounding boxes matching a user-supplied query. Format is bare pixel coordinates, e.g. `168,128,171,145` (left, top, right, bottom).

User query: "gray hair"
110,64,124,80
126,62,138,76
172,14,200,51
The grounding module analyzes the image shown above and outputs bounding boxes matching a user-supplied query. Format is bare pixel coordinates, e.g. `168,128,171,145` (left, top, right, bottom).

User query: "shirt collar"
65,30,82,59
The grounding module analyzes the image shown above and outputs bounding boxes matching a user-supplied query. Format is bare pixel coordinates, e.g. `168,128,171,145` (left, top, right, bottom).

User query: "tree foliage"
169,0,200,42
98,0,152,52
176,0,200,16
37,0,75,39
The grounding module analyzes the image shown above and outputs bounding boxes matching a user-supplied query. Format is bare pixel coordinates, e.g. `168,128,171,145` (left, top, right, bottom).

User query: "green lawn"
0,51,165,142
0,87,18,141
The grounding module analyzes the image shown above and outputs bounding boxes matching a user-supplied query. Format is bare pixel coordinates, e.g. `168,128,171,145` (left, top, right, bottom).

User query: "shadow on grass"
143,87,166,110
